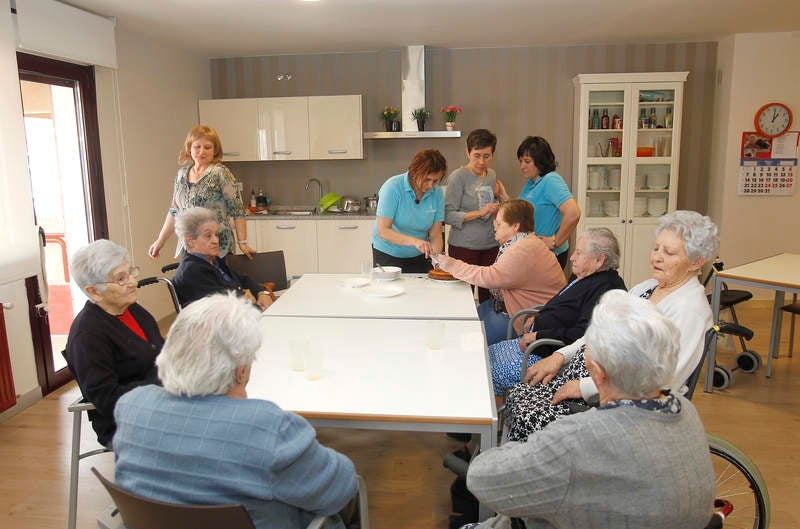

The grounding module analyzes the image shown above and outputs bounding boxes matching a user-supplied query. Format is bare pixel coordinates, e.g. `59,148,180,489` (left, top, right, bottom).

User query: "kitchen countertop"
246,212,376,221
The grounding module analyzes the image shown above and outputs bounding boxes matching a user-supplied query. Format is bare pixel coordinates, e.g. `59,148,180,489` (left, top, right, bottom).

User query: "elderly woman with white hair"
172,206,272,309
63,239,163,446
464,291,715,529
504,210,718,441
113,293,358,529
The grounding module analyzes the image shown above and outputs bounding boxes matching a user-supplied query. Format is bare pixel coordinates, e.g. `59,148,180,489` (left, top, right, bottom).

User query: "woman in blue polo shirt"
371,149,447,273
516,136,581,268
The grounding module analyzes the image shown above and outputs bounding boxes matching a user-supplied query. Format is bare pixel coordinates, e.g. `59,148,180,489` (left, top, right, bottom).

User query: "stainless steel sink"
269,205,317,215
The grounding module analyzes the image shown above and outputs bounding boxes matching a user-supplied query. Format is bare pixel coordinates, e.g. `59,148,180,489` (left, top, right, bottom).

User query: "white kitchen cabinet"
254,219,319,277
316,219,373,273
258,97,309,160
198,98,260,161
199,95,362,161
572,72,687,287
308,95,363,160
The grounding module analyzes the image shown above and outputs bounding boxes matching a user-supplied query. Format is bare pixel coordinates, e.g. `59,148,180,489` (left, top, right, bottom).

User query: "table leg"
767,291,785,377
477,424,496,521
705,278,723,393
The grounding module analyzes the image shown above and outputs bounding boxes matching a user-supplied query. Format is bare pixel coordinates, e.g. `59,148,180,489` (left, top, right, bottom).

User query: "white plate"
339,277,370,288
373,276,400,282
362,285,404,297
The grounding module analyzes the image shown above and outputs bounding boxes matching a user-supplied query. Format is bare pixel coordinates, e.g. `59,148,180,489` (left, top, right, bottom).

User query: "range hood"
363,45,460,139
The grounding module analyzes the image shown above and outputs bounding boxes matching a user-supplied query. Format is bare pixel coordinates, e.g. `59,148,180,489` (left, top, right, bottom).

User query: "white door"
198,99,260,161
316,220,373,273
258,220,318,276
308,95,363,160
259,97,309,160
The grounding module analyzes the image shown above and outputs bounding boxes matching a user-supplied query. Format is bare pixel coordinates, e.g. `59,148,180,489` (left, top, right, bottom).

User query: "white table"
265,273,479,320
706,253,800,392
252,316,497,519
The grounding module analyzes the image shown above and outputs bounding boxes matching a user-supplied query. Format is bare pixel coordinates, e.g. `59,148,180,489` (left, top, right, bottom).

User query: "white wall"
0,4,210,412
708,32,800,291
97,27,211,319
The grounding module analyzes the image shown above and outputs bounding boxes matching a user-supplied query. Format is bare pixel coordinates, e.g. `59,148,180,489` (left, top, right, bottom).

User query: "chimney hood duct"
401,45,425,132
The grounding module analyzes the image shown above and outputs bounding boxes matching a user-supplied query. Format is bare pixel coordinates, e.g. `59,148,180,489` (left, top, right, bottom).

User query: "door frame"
17,53,108,394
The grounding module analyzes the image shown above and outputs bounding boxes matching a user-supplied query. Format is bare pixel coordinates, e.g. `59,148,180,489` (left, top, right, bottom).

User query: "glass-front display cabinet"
572,72,688,286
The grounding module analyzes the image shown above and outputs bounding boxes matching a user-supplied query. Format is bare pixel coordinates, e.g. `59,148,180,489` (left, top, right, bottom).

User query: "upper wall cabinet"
198,98,260,161
259,97,310,160
198,95,363,162
309,96,363,159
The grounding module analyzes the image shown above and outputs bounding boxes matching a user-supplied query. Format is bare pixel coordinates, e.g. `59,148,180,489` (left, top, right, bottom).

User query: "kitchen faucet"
305,178,323,213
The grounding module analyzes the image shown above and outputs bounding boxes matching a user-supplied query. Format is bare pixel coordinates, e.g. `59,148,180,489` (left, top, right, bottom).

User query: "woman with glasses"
63,239,163,447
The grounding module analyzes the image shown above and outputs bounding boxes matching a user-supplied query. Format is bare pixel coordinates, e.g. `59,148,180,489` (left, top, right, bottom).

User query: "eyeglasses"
103,266,140,287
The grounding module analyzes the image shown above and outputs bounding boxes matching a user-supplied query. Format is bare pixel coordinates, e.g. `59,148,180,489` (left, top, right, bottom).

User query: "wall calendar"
738,131,798,195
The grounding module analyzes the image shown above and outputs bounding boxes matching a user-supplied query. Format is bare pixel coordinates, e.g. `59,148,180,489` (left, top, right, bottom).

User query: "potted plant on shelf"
380,106,399,132
411,107,432,131
440,105,462,131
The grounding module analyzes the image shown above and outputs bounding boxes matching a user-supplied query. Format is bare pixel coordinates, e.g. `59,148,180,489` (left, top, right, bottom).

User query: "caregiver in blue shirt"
371,149,447,273
514,136,581,269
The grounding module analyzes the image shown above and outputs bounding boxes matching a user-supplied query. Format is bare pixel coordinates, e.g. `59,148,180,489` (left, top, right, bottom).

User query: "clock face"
754,103,793,138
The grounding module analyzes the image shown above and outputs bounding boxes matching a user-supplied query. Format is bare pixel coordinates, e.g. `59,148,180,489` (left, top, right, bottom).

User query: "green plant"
380,106,399,121
440,105,462,122
411,107,431,121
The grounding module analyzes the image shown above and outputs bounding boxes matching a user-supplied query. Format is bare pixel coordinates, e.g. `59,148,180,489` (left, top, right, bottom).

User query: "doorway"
17,53,108,394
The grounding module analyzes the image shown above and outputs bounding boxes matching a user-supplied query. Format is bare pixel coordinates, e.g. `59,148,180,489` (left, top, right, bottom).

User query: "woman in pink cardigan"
435,199,566,345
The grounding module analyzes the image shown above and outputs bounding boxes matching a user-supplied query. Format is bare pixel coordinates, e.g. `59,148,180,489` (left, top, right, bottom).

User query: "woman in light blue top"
371,149,447,273
516,136,581,268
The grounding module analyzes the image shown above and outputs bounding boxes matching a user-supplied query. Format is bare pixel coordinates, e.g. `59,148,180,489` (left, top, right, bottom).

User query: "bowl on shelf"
636,146,655,157
646,173,669,190
633,197,648,216
603,200,620,217
647,197,667,217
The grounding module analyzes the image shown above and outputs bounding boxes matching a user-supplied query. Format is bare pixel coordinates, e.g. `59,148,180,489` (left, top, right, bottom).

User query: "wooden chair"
93,466,370,529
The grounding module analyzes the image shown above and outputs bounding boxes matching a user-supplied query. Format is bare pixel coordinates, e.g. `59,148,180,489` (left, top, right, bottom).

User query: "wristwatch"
551,236,557,249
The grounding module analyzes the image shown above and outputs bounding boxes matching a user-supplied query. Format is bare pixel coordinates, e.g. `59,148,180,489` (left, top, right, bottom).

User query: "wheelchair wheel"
736,351,761,373
713,365,732,390
707,433,770,529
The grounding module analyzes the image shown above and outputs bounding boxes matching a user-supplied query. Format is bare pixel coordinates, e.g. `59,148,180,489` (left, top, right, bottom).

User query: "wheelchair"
444,321,770,529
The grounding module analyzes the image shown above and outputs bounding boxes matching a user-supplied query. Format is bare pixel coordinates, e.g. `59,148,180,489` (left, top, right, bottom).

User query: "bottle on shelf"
648,107,657,129
639,108,648,129
250,189,257,209
591,109,600,129
664,106,673,129
601,108,609,129
612,113,622,129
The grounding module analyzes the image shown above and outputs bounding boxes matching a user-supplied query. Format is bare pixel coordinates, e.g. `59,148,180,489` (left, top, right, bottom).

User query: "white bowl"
371,266,401,281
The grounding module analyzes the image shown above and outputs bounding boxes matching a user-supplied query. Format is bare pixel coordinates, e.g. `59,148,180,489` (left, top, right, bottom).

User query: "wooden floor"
0,302,797,529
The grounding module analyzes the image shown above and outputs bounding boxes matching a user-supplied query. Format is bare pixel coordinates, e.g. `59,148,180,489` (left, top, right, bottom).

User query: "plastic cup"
303,346,324,380
288,339,307,371
360,259,373,277
425,320,446,350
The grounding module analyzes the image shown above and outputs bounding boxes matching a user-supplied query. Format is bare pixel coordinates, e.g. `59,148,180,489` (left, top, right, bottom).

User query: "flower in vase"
440,106,462,122
380,106,399,121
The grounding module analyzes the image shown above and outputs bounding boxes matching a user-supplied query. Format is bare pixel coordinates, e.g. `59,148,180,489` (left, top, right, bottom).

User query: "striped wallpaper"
210,42,717,211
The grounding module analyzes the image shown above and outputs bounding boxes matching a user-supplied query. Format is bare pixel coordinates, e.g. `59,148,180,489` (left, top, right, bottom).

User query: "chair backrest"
91,467,256,529
226,251,288,292
684,328,717,400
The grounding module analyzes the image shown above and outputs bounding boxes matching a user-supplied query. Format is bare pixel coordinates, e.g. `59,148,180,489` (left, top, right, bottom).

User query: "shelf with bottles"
588,107,624,130
637,103,674,130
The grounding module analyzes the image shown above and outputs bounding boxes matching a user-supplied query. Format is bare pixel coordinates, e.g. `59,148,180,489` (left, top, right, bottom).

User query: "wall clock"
754,102,793,138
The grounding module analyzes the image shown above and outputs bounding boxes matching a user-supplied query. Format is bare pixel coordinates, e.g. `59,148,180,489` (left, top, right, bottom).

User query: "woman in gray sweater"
465,290,714,529
444,129,508,303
